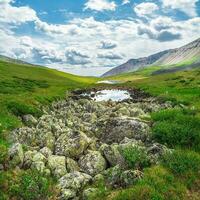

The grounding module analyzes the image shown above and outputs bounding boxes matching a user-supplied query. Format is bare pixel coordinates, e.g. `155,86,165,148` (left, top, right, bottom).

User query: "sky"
0,0,200,76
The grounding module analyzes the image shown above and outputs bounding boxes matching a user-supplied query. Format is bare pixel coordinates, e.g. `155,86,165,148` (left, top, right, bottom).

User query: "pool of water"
96,80,121,84
90,89,132,102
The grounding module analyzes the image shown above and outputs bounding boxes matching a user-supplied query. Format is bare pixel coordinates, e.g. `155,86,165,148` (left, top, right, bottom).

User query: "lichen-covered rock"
78,151,107,176
48,155,67,178
55,131,91,158
32,152,46,163
59,189,76,200
58,172,92,196
120,169,143,187
66,157,80,172
23,150,37,168
31,161,45,173
82,188,99,200
22,114,38,127
40,147,52,158
101,117,150,143
9,143,24,167
100,143,126,168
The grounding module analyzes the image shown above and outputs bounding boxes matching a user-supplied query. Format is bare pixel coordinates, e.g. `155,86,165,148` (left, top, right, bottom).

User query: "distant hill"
102,38,200,77
0,55,33,65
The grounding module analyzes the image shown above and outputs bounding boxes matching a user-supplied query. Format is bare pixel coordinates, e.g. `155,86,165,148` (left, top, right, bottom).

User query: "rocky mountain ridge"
102,38,200,77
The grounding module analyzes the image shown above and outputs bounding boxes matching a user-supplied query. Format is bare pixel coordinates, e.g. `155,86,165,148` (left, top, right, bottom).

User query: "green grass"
0,60,97,132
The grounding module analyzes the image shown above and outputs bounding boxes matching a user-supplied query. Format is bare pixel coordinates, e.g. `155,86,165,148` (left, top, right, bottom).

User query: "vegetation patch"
151,109,200,152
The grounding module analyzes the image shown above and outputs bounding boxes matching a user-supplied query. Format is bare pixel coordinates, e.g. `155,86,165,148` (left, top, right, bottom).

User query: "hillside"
102,38,200,77
0,60,97,136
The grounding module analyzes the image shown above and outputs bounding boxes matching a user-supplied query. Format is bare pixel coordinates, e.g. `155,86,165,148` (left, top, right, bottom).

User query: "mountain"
0,55,32,65
102,38,200,77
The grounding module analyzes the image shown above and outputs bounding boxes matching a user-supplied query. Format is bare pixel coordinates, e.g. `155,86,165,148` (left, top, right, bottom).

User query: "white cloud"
84,0,117,11
98,52,123,60
162,0,198,17
99,40,117,49
134,2,159,17
122,0,130,5
0,0,37,24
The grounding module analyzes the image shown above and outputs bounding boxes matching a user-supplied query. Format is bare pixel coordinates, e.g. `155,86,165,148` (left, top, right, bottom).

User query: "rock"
23,150,37,169
39,131,55,151
101,117,150,143
103,165,122,188
40,147,52,158
55,131,91,158
120,170,143,187
32,152,46,163
59,189,76,200
82,188,99,200
78,151,107,176
22,114,38,127
66,157,80,172
0,164,4,171
58,172,92,195
100,144,126,168
9,143,24,167
48,155,67,178
31,161,45,173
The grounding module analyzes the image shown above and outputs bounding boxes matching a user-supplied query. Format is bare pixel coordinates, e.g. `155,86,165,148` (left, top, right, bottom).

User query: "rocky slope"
102,38,200,77
7,89,173,200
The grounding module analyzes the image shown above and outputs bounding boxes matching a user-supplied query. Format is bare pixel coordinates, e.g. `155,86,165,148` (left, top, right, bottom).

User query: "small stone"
40,147,52,158
78,151,107,176
48,155,67,178
9,143,24,167
22,114,38,127
59,189,76,200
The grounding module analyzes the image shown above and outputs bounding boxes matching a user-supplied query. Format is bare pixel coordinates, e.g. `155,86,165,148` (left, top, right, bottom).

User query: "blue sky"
0,0,200,76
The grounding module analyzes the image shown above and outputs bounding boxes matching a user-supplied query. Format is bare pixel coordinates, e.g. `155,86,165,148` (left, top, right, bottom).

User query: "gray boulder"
9,143,24,167
48,155,67,178
78,151,107,176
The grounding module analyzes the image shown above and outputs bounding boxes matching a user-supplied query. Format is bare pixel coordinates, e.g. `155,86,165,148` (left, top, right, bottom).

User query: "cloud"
134,2,159,17
65,48,91,65
0,0,37,24
137,26,182,42
84,0,117,11
98,52,123,60
162,0,198,17
122,0,130,5
99,40,117,49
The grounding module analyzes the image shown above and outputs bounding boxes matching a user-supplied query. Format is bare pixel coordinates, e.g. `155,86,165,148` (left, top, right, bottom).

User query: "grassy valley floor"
0,60,200,200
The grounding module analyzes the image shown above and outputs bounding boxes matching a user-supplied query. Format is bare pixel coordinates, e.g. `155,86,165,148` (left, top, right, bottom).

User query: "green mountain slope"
0,60,97,137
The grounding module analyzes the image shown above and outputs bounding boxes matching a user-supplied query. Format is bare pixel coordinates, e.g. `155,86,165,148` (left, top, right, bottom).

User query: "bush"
151,109,200,151
0,142,8,164
7,101,42,118
162,150,200,188
9,170,53,200
112,166,187,200
121,146,150,169
0,170,52,200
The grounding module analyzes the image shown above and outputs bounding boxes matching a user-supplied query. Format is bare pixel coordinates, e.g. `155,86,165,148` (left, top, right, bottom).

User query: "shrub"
0,142,8,164
112,166,187,200
9,170,53,200
151,109,200,151
7,101,42,118
162,150,200,188
121,146,150,169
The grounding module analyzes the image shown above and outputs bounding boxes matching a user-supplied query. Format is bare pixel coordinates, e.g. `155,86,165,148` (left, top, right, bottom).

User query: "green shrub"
151,109,200,151
9,170,53,200
112,166,187,200
7,101,42,118
162,150,200,188
0,142,8,164
121,146,150,169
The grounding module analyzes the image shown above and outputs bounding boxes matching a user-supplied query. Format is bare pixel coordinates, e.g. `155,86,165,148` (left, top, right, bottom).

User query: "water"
96,80,121,84
91,89,132,102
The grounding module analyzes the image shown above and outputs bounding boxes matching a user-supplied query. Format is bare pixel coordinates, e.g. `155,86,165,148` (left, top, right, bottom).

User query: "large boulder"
78,151,107,176
48,155,67,178
100,143,126,168
8,143,24,167
66,157,80,172
101,117,150,143
23,150,37,169
22,114,38,127
58,172,92,198
55,131,91,158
